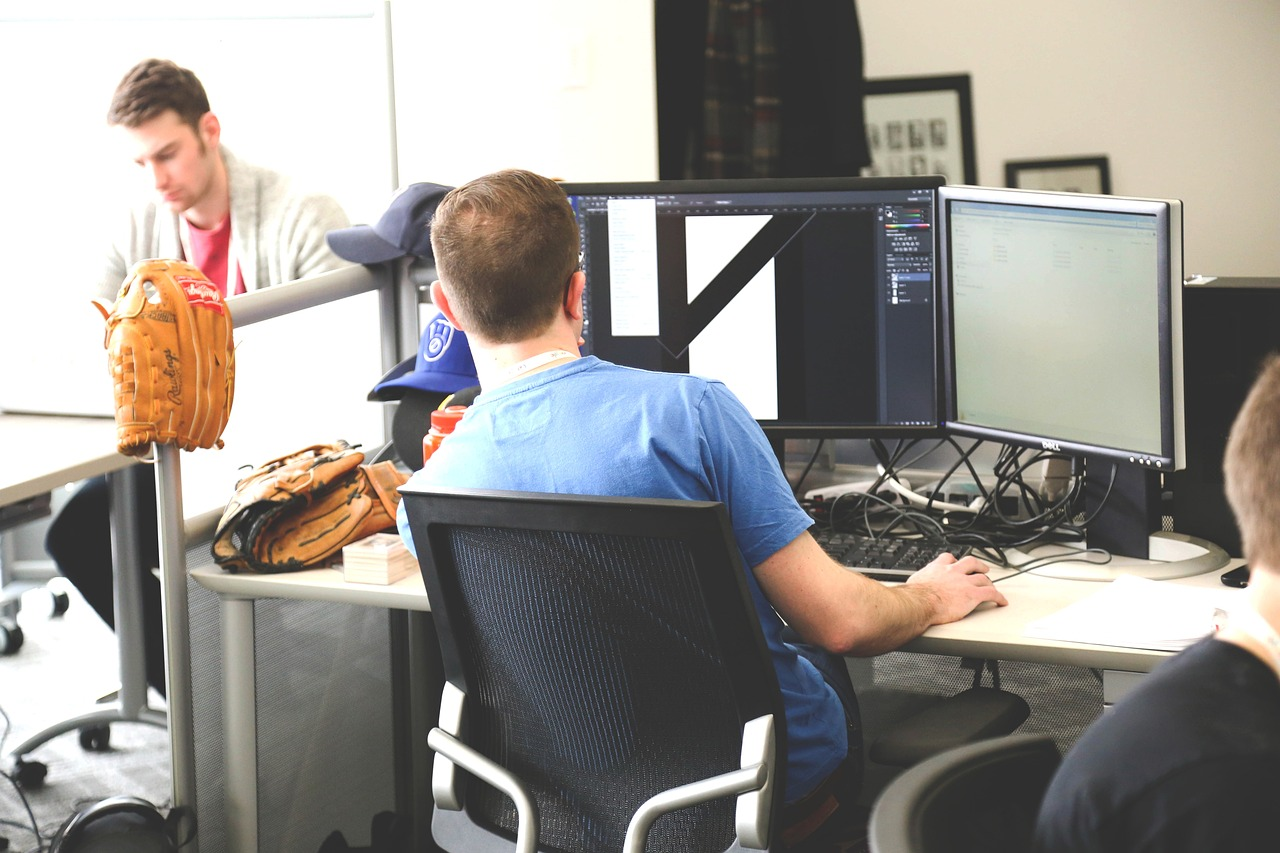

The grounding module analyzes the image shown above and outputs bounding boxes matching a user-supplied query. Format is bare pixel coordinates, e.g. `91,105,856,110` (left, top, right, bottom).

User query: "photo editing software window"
566,179,944,435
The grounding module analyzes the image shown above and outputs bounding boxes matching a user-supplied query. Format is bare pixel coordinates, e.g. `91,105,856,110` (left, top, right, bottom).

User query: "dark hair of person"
107,58,210,133
430,169,580,343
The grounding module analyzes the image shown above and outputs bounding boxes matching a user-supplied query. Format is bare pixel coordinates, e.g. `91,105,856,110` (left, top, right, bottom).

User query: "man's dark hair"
430,169,580,343
107,58,210,132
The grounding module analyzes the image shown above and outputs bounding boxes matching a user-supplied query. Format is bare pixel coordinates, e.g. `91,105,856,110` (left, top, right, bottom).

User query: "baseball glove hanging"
212,441,409,573
93,258,235,457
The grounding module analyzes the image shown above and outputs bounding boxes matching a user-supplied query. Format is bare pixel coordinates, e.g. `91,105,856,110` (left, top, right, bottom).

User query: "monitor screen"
562,176,946,438
939,185,1184,470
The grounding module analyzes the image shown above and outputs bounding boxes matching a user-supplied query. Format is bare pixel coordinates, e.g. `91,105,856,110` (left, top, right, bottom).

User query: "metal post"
154,443,199,850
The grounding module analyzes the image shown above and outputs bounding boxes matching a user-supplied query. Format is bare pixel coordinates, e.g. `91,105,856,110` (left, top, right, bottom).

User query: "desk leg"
4,466,166,768
222,594,258,852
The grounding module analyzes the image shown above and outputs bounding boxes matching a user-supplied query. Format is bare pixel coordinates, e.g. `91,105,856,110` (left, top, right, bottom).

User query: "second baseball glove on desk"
212,441,408,573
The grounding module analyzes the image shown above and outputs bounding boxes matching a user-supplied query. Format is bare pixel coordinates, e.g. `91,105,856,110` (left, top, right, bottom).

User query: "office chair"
402,486,785,853
866,733,1061,853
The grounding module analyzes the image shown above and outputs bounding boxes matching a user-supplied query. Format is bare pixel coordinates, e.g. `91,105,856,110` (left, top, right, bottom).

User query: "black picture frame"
861,74,976,185
1005,155,1112,194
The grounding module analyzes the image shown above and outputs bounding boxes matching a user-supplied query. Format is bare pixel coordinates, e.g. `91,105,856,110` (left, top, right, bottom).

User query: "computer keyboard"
812,529,970,582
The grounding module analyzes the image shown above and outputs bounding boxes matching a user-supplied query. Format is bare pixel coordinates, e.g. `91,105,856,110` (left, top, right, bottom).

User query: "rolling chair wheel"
79,724,112,752
0,620,22,655
50,590,71,617
12,758,48,789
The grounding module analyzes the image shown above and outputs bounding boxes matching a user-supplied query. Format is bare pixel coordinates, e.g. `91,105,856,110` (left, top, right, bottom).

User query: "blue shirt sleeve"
695,382,813,568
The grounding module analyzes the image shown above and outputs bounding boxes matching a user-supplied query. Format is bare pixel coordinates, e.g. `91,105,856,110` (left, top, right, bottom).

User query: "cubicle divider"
156,262,414,852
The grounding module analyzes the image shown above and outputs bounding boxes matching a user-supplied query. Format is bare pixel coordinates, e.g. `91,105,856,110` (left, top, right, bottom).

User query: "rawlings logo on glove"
94,259,235,457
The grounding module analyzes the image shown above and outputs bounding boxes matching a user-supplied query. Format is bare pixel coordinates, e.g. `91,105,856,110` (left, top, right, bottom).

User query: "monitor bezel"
937,184,1185,470
559,175,949,440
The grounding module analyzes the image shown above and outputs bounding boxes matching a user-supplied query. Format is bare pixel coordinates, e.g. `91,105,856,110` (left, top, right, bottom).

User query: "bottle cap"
430,405,468,434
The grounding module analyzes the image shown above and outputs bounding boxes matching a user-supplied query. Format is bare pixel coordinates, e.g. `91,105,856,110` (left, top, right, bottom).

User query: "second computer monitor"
939,184,1185,470
562,176,946,438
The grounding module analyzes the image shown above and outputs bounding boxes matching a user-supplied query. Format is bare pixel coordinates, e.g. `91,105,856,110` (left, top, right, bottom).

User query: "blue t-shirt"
397,356,847,801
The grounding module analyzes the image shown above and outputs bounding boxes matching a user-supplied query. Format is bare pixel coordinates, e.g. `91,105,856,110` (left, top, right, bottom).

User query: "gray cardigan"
95,147,352,299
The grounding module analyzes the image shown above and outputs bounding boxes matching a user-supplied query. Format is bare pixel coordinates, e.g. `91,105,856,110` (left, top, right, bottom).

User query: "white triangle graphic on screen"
685,215,779,420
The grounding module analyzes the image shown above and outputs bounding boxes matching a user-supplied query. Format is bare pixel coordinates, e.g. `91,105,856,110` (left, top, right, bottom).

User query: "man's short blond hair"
1224,352,1280,570
429,169,580,344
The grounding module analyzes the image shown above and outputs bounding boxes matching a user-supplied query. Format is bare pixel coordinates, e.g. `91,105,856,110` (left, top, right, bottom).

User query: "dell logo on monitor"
1042,440,1062,452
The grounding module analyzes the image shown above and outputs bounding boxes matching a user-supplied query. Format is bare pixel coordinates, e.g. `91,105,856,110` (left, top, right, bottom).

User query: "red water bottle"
422,405,467,466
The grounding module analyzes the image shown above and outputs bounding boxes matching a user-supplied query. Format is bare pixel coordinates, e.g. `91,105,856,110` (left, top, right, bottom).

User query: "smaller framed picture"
861,74,976,185
1005,156,1112,195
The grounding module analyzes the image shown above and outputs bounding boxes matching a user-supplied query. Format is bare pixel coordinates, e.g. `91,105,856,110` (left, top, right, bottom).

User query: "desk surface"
191,558,1241,674
192,563,430,611
0,413,124,506
898,561,1239,672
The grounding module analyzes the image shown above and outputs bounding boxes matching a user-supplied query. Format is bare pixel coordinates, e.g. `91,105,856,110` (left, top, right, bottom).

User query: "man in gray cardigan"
95,57,350,300
57,58,352,697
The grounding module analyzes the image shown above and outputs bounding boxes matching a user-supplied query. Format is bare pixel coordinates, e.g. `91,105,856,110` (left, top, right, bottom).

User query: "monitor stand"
1024,456,1231,581
1025,531,1231,582
1082,456,1161,559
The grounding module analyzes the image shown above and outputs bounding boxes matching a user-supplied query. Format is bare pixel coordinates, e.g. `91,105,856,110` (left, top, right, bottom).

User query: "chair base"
867,687,1031,768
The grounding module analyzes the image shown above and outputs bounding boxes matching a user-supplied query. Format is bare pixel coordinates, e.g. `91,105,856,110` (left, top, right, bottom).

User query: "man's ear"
431,280,466,330
199,111,221,149
565,270,586,322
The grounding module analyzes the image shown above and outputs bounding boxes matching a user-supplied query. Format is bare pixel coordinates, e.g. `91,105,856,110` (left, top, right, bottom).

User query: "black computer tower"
1171,277,1280,558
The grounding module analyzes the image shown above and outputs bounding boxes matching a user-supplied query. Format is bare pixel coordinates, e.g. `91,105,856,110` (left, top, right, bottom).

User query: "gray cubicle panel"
186,554,403,853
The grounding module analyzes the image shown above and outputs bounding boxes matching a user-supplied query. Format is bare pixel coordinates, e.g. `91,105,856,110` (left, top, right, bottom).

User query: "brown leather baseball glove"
93,258,235,457
211,441,409,573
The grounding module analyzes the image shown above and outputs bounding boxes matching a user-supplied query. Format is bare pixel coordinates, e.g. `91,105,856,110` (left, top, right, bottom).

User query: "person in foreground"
50,58,351,696
395,168,1007,848
1033,353,1280,853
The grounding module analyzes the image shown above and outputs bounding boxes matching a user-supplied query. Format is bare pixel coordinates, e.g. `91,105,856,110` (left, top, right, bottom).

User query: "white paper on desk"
1025,575,1247,652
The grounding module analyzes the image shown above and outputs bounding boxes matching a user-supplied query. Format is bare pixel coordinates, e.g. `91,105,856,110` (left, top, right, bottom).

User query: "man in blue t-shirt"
397,168,1007,849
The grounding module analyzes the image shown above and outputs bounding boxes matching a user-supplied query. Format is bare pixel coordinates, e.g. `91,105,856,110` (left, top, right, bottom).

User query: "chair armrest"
623,764,767,853
426,728,540,853
624,714,776,853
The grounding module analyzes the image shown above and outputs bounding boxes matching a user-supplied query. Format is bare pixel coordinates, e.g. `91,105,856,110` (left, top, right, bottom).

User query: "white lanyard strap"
499,349,577,381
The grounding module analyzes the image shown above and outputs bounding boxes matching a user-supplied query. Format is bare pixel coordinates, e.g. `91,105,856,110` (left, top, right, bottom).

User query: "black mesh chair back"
402,486,785,853
867,733,1061,853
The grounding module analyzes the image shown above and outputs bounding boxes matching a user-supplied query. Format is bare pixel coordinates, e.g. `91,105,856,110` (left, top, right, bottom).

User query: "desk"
900,561,1242,674
0,413,167,778
191,555,1238,851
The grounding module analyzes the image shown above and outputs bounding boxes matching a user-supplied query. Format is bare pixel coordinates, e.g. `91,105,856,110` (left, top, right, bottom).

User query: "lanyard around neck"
498,349,578,382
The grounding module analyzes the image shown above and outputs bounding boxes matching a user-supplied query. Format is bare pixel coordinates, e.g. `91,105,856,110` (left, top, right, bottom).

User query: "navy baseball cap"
368,310,478,401
327,182,453,264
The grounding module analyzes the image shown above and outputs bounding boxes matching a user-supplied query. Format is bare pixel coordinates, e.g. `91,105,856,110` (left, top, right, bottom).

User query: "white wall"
858,1,1280,277
386,0,1279,275
388,0,658,186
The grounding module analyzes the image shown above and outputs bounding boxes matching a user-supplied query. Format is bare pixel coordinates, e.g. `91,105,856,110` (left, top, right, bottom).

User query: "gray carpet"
0,582,170,851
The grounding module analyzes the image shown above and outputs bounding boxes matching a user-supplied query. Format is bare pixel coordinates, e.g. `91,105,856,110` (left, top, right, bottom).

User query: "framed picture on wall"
860,74,976,185
1005,156,1112,194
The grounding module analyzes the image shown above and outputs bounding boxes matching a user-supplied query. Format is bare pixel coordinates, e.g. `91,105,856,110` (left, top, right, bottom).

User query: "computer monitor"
938,185,1212,573
561,176,946,439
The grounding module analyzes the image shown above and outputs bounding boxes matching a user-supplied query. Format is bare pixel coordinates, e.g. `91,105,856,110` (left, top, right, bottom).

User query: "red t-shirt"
185,215,246,297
